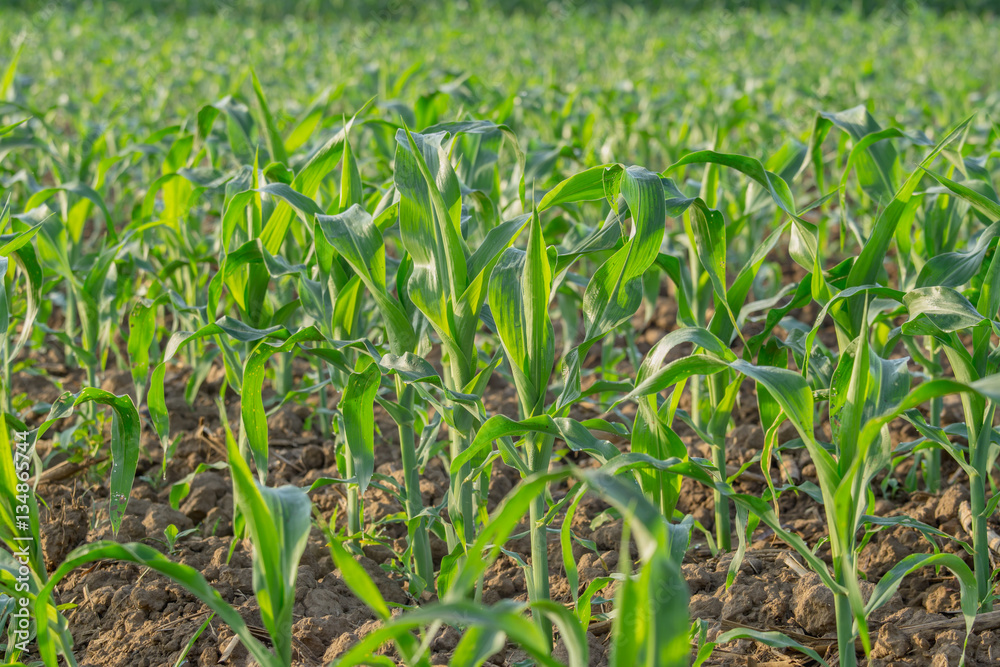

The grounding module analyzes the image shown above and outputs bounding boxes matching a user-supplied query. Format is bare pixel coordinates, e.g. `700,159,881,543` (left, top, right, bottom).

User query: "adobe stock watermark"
11,429,34,655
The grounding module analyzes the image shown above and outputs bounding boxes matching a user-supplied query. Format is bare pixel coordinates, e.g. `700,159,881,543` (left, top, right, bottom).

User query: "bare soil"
19,295,1000,667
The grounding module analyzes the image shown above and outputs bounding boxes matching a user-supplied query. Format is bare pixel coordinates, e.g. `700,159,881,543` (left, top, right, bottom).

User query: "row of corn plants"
2,64,1000,666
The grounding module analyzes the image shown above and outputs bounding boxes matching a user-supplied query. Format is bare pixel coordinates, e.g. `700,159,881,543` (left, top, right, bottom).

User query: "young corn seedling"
791,290,1000,664
330,467,698,667
32,410,312,667
0,381,142,665
316,203,435,588
144,112,368,473
900,281,1000,610
891,148,987,490
393,124,525,549
447,164,671,644
813,106,965,493
649,149,821,549
483,207,559,643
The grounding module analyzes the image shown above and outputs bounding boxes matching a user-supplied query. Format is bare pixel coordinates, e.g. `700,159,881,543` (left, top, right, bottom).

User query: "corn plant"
0,382,142,665
317,203,435,586
648,149,824,550
393,124,524,550
898,286,1000,607
329,467,696,667
443,162,674,644
32,401,311,667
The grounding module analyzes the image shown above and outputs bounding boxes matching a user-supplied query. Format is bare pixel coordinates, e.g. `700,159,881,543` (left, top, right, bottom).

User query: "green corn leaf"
557,167,666,409
835,127,928,243
818,106,900,204
1,234,42,361
339,362,381,495
560,486,586,606
861,514,961,546
250,70,288,164
709,222,788,346
328,536,391,620
395,127,468,361
35,541,280,667
581,165,665,342
316,205,416,354
450,625,508,667
340,135,363,211
453,415,619,474
595,453,715,489
74,389,140,535
803,285,906,375
333,601,558,667
242,326,326,479
624,354,731,402
0,41,22,100
901,409,977,478
632,404,687,516
916,221,1000,288
24,182,115,245
610,520,639,667
488,208,554,415
225,416,311,666
923,168,1000,220
703,628,829,667
538,164,617,211
579,471,690,665
25,389,139,537
423,119,526,209
531,600,589,667
0,222,42,255
127,295,167,405
689,200,740,334
0,118,26,137
867,553,977,652
845,115,973,334
577,576,614,628
448,471,573,599
902,286,987,335
668,150,797,217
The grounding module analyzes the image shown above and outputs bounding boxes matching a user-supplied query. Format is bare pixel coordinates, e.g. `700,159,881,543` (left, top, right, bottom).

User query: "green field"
3,3,1000,666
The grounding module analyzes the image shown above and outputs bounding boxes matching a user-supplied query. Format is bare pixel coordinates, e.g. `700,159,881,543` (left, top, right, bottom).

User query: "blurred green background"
1,0,997,169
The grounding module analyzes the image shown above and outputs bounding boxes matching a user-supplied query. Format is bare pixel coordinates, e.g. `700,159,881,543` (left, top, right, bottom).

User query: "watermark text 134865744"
11,430,34,654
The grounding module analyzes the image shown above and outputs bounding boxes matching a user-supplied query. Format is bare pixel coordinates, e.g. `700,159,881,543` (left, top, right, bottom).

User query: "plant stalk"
447,407,476,549
396,378,434,586
316,359,331,439
925,394,942,493
708,373,731,551
345,445,362,550
273,351,293,399
971,471,993,611
711,433,731,552
526,431,554,649
834,587,857,667
925,339,942,493
64,285,77,367
445,355,476,550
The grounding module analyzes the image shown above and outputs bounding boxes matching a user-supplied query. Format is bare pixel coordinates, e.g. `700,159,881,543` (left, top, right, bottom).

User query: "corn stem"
526,430,554,649
396,378,434,586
